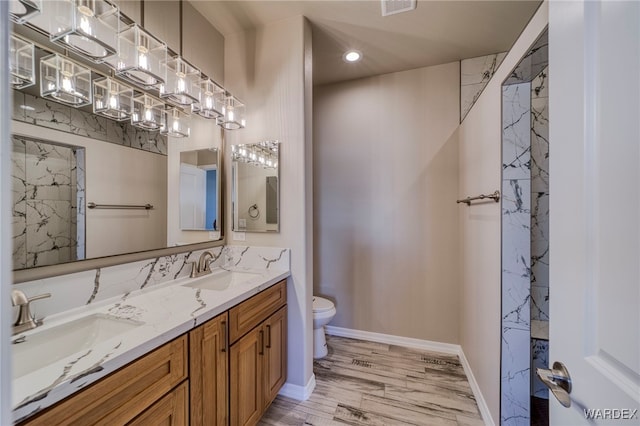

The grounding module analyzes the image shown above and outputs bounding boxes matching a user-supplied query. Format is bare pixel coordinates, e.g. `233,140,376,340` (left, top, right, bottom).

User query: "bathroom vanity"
13,267,289,426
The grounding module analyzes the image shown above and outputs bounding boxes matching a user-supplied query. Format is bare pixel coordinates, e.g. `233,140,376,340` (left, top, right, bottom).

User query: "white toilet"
312,296,336,359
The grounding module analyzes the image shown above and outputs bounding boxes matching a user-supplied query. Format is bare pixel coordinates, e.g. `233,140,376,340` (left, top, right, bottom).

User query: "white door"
179,163,206,229
549,0,640,424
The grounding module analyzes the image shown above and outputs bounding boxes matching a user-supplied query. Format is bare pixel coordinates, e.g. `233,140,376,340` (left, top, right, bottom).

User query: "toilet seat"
313,296,334,313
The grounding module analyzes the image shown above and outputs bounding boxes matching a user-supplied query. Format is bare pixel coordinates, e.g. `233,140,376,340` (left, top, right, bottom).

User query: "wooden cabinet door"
20,336,188,426
230,327,264,426
190,313,228,426
263,306,287,409
128,381,188,426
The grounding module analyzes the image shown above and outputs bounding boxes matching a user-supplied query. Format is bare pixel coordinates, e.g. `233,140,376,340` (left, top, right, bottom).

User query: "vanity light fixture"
105,24,167,89
49,0,120,61
343,50,362,63
160,107,191,138
218,95,246,130
40,53,92,106
10,0,42,23
10,34,36,89
131,93,163,130
193,78,225,119
93,77,133,120
159,56,201,106
232,140,279,169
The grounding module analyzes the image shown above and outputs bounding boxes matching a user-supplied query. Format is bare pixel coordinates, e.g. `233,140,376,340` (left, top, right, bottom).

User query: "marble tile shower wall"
501,82,532,426
13,246,290,322
460,52,507,121
11,136,84,269
530,67,550,400
11,90,168,155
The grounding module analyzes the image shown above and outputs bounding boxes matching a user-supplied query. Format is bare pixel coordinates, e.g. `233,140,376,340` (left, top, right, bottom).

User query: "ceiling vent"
381,0,416,17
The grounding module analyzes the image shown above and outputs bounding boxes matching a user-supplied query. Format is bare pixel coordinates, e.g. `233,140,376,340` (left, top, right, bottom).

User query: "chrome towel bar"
88,202,153,210
456,190,500,205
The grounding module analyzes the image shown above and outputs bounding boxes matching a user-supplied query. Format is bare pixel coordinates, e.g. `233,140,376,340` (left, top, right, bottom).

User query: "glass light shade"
106,24,167,89
193,78,224,119
10,35,36,89
49,0,120,61
40,54,92,106
93,77,133,121
10,0,42,23
218,95,246,130
131,94,164,130
161,108,191,138
159,57,201,106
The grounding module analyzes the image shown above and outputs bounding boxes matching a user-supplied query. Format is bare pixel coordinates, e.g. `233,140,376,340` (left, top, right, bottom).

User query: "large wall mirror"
11,109,223,275
232,141,280,233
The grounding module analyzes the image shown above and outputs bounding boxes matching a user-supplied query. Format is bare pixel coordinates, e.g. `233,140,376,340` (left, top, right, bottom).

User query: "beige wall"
314,63,461,344
11,121,167,259
224,16,314,392
457,4,548,423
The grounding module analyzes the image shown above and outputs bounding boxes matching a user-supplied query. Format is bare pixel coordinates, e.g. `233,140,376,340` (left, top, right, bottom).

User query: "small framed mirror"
231,141,280,233
179,148,220,232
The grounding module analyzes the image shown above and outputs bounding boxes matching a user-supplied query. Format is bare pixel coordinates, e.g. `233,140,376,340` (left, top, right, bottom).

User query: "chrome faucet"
11,290,50,335
189,251,215,278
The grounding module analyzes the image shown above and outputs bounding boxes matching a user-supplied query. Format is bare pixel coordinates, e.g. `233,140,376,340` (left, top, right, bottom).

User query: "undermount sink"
12,314,144,380
183,269,259,291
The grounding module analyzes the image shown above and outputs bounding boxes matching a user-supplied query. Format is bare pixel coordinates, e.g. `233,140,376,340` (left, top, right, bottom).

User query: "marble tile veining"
70,108,108,140
261,335,483,426
24,94,72,132
460,52,507,121
502,83,531,180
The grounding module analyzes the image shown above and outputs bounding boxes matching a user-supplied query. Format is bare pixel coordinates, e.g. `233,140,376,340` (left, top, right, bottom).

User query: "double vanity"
12,256,290,425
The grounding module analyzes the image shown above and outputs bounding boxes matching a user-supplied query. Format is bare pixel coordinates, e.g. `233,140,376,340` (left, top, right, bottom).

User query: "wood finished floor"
259,335,485,426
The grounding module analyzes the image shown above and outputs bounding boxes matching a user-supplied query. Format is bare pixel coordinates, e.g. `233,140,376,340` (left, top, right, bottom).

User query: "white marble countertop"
12,266,290,423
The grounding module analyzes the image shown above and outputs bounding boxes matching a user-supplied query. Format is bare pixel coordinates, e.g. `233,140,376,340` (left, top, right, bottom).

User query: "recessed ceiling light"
343,50,362,63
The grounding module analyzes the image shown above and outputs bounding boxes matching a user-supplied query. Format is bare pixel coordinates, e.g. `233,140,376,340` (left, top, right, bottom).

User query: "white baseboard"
325,325,460,355
457,347,495,426
324,325,494,426
278,374,316,401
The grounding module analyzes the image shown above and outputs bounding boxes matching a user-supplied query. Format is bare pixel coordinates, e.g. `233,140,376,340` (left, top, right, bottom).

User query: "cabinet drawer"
229,280,286,344
21,335,188,426
128,381,188,426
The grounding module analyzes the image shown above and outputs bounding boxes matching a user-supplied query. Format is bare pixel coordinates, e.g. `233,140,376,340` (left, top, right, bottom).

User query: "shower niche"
500,28,549,426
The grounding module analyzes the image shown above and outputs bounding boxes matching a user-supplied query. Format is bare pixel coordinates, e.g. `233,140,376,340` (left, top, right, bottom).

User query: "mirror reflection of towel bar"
456,190,500,206
88,202,153,210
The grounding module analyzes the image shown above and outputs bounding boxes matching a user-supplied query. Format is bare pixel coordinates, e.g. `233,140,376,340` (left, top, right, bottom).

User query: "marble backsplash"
12,245,290,323
12,90,167,156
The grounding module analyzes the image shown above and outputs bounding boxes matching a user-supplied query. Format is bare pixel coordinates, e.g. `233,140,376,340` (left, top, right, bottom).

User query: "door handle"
221,320,227,353
266,324,271,349
536,361,572,408
259,330,264,355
